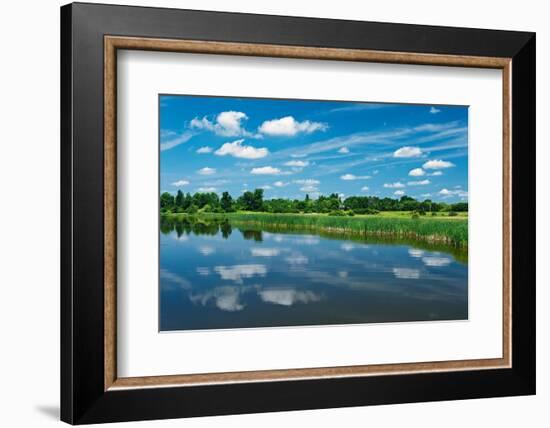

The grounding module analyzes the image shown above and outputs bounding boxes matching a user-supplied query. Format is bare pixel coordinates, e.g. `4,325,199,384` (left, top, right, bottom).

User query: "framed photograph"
61,2,535,424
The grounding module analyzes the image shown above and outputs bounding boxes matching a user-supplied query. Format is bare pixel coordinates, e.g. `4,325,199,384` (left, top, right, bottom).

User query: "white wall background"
0,0,546,426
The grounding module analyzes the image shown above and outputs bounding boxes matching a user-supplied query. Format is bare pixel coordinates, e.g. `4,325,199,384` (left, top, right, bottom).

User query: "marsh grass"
164,211,468,248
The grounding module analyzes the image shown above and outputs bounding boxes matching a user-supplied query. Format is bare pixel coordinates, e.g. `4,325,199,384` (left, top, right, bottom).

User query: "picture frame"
61,2,535,424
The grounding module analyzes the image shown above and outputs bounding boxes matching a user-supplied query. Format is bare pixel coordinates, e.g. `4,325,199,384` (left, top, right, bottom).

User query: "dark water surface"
159,221,468,331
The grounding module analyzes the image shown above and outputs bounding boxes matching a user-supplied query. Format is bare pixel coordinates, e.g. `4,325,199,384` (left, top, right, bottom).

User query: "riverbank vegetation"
160,189,468,247
160,214,468,262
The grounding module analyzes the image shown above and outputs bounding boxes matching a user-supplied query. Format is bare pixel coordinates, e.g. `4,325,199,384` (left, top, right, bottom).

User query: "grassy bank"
163,211,468,247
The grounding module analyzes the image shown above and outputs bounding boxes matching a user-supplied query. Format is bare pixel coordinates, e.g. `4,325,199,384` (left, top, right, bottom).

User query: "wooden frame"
104,36,512,391
62,2,535,424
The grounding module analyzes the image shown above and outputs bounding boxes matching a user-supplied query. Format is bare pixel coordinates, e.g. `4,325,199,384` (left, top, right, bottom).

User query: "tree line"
160,189,468,215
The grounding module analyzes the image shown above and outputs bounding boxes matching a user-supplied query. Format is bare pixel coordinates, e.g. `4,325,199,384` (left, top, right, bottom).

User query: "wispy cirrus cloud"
160,131,194,151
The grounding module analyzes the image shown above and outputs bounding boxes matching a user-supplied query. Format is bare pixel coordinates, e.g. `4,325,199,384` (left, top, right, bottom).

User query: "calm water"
159,221,468,331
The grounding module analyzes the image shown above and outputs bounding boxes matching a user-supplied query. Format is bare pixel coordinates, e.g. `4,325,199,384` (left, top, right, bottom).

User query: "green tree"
220,191,234,212
175,190,184,208
160,192,175,211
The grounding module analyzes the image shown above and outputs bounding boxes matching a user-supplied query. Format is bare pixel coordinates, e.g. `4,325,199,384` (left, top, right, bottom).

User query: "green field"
163,211,468,248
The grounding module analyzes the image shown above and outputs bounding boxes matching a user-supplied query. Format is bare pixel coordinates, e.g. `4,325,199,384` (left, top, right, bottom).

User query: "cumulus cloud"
340,173,371,181
393,268,421,279
258,116,327,136
189,286,245,312
197,187,217,192
300,185,319,192
407,179,431,186
423,159,455,169
198,246,215,256
251,166,281,175
409,168,425,177
190,111,253,137
394,190,405,196
258,288,322,306
250,248,281,257
214,139,269,159
338,147,350,154
422,257,452,267
361,186,369,192
384,182,405,188
196,146,213,154
171,179,190,186
284,160,309,167
429,171,443,176
430,106,441,114
438,188,468,198
273,181,288,187
293,179,320,185
214,264,267,284
198,167,216,175
393,146,422,158
408,248,425,258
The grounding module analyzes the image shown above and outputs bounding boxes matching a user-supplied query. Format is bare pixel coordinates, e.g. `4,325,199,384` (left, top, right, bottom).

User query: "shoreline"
161,211,468,248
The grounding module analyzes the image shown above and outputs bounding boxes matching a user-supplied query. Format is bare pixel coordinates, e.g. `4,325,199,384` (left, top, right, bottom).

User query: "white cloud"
273,181,288,187
214,139,268,159
394,190,405,196
422,257,452,267
284,160,309,167
285,254,309,264
196,267,210,276
384,182,405,188
251,166,281,175
171,179,190,186
338,147,350,154
197,187,217,192
408,248,425,258
438,188,468,198
341,243,355,252
198,167,216,175
196,146,213,154
361,186,369,192
423,159,455,169
393,146,422,158
407,179,431,186
214,264,267,284
160,269,191,290
429,171,443,176
340,173,371,181
293,179,320,185
393,268,421,279
258,289,321,306
430,106,441,114
189,286,245,312
198,246,215,256
251,248,280,257
190,111,254,137
160,131,194,151
260,185,272,190
409,168,425,177
300,185,319,192
258,116,327,136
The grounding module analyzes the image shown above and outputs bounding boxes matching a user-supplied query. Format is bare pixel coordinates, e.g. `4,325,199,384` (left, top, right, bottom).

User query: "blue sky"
160,95,468,202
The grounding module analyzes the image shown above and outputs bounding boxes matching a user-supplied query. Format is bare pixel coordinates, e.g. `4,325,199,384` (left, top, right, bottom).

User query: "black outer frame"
60,2,535,424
